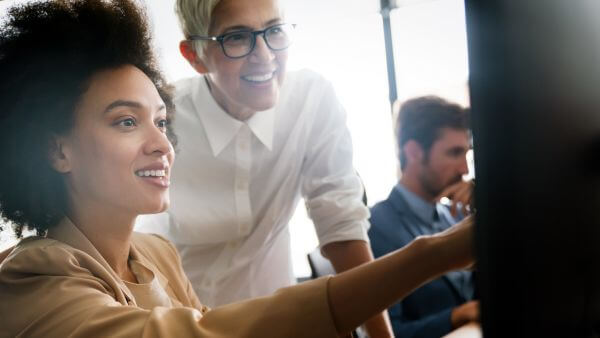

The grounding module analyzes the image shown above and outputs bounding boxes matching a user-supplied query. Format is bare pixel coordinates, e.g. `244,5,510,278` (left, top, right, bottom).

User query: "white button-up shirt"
136,69,369,307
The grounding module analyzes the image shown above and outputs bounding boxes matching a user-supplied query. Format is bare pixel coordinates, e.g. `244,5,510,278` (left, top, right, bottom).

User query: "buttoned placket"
197,125,254,296
235,124,253,237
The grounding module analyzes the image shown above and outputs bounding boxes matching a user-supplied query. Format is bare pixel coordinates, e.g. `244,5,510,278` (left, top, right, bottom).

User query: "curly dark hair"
0,0,176,237
396,96,470,170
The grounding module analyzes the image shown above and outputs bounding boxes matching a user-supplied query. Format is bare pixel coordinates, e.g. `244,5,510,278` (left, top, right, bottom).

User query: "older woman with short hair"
151,0,392,334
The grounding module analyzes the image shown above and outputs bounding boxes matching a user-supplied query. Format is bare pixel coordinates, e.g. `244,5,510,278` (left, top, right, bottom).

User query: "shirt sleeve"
0,244,339,338
300,75,370,246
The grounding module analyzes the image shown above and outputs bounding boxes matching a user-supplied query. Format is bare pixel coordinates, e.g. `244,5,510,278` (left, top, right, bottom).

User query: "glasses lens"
265,24,294,50
222,31,253,58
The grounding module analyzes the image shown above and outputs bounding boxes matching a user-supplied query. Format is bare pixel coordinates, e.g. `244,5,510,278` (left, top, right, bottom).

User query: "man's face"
418,128,470,197
198,0,288,120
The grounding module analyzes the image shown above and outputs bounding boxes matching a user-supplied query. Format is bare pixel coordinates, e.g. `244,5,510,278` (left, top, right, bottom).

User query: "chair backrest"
307,247,336,279
306,248,362,338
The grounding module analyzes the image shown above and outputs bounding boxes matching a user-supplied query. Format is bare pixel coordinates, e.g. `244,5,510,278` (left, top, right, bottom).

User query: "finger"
453,188,468,205
464,203,471,216
437,180,466,200
454,184,473,206
454,190,471,214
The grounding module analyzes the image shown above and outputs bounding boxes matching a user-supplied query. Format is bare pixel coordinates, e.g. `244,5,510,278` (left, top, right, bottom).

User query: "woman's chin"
138,200,170,215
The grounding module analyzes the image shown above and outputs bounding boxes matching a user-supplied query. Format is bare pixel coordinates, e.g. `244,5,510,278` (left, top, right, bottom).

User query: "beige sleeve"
0,244,339,338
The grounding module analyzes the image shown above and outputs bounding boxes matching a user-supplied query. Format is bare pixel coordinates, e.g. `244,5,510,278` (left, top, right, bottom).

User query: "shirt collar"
395,183,437,225
191,76,275,156
46,217,136,303
246,106,275,151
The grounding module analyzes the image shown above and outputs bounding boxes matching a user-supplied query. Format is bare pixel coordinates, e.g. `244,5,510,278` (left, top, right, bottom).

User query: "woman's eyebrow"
221,25,252,32
103,100,166,115
220,18,283,33
103,100,142,114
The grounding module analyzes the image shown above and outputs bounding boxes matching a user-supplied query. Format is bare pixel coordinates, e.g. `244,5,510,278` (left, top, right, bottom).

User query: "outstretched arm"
1,217,473,337
323,240,393,337
328,216,474,335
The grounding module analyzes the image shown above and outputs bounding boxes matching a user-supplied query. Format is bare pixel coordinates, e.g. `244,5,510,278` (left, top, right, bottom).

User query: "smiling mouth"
135,169,166,177
242,72,275,83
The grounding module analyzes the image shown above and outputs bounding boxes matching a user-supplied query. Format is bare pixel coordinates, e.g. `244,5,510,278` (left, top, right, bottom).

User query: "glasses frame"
189,23,296,59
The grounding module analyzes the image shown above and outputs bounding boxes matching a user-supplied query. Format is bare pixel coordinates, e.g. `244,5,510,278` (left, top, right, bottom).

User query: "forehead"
210,0,283,33
76,65,163,116
434,128,470,148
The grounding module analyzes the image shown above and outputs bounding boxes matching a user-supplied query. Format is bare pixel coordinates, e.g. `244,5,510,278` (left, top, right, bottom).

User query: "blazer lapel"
388,188,427,240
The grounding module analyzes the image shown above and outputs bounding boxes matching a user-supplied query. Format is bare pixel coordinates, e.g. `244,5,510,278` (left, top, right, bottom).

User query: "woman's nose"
144,124,173,157
248,34,275,63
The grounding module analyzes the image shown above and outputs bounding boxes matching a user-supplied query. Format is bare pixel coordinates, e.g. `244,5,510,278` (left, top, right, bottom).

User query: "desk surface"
442,322,482,338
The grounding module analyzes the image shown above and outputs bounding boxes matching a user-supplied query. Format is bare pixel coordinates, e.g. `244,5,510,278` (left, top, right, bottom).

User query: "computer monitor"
465,1,600,336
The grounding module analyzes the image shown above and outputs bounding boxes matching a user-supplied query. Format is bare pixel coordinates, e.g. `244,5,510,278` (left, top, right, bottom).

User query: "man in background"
368,96,478,337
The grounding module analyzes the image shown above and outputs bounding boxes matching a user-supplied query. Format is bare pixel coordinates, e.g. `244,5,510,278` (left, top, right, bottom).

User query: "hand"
451,300,480,328
437,180,474,217
430,215,475,271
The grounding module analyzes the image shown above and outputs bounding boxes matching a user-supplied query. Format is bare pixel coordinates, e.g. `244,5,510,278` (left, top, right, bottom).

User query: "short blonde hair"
175,0,221,55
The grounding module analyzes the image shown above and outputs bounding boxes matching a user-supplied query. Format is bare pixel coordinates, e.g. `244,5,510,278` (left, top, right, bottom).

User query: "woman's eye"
269,27,282,35
156,119,169,131
224,32,250,44
116,118,136,128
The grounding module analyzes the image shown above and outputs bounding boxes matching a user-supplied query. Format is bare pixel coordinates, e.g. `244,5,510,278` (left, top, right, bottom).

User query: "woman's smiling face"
55,65,175,217
197,0,288,120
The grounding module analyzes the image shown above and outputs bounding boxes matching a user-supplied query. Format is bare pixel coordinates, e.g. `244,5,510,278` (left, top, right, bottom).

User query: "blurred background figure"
368,96,477,337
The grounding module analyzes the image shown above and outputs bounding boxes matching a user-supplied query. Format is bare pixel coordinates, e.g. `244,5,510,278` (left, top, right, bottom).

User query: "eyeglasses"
189,23,296,59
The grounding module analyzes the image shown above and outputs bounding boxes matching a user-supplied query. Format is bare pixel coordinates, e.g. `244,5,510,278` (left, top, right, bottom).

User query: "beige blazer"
0,219,338,337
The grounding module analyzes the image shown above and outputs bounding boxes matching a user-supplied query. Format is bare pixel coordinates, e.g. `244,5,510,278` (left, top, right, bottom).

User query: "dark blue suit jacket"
368,187,473,338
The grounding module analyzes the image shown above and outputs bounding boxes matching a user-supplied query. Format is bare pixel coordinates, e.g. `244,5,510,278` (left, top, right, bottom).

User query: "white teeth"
136,169,166,177
243,72,274,82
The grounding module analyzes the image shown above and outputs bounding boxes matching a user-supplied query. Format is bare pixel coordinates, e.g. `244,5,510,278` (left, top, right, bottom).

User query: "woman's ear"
179,40,209,74
48,135,72,173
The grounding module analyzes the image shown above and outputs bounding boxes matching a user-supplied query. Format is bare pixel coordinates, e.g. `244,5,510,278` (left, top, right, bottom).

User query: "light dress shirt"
137,69,370,307
395,184,474,298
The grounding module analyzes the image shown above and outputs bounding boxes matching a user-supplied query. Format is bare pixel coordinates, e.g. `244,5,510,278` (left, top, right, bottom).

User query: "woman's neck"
66,206,136,281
